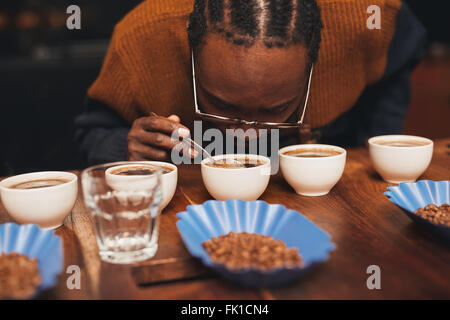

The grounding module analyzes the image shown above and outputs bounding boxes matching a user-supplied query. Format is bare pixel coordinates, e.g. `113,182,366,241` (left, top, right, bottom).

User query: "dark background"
0,0,449,176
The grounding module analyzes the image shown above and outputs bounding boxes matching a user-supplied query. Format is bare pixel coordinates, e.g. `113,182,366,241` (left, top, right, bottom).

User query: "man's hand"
127,114,193,161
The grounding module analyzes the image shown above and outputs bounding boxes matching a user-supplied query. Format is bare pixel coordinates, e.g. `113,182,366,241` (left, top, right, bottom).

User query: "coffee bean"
414,203,450,227
202,232,303,271
0,252,41,299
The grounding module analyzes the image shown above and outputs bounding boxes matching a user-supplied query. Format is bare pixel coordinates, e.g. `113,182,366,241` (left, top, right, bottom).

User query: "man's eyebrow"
264,97,298,111
202,87,236,108
202,86,298,110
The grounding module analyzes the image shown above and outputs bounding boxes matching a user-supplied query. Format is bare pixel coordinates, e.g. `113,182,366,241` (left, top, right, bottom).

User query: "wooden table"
1,138,449,300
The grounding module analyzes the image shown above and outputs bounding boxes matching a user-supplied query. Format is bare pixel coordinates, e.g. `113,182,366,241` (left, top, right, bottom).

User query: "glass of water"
81,162,162,264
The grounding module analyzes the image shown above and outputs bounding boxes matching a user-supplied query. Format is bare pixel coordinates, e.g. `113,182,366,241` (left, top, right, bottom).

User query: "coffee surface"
373,140,429,147
111,165,172,176
206,157,264,169
283,148,342,158
9,178,70,190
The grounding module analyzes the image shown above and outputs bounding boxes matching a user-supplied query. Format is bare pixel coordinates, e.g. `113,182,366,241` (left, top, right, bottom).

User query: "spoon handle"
182,137,214,162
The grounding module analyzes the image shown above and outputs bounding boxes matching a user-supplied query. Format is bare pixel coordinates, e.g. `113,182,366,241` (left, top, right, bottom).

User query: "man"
75,0,425,165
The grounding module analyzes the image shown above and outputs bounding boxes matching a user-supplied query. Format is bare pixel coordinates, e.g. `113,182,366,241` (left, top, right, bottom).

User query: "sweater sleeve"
74,97,131,166
76,26,139,166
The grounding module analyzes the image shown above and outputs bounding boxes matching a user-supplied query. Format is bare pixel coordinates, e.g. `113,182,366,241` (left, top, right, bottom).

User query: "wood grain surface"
1,138,449,300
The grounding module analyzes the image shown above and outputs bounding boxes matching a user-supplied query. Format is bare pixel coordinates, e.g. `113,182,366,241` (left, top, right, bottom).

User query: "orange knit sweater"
88,0,401,130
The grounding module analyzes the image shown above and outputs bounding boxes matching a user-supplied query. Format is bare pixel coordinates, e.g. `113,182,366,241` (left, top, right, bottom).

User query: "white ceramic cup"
201,154,271,201
0,171,78,229
105,161,177,210
368,135,433,183
279,144,347,196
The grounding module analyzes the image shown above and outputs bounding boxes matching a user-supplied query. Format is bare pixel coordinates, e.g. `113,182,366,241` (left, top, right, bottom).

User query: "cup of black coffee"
201,154,271,201
368,135,433,183
279,144,347,196
0,171,78,229
105,161,177,210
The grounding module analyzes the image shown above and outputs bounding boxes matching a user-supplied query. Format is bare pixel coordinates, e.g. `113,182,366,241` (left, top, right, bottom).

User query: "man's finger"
137,130,180,151
139,116,190,137
168,114,180,123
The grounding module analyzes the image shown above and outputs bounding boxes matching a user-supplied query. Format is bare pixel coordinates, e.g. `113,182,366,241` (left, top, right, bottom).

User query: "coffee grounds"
0,252,42,299
202,232,303,271
414,204,450,227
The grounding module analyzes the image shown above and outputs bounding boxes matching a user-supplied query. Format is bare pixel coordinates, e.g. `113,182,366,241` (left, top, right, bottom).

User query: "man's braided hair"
188,0,323,63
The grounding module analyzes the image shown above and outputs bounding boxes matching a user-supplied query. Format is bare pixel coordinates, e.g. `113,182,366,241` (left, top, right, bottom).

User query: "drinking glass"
81,162,162,264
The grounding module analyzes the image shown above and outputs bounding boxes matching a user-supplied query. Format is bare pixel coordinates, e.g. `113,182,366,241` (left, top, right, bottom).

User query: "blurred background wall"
403,1,450,140
0,1,141,176
0,0,449,176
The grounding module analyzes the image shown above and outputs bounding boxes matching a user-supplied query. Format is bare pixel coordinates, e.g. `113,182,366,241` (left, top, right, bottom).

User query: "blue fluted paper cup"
177,199,335,287
385,180,450,241
0,223,64,298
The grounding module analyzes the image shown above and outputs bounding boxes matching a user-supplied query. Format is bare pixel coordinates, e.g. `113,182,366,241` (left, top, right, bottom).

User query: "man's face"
195,33,310,138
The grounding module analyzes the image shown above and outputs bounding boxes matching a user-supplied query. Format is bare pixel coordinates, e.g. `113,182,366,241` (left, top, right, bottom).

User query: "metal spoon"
149,112,243,166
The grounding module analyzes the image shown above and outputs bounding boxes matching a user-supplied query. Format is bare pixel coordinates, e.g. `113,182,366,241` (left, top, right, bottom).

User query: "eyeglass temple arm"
191,51,200,112
298,65,313,125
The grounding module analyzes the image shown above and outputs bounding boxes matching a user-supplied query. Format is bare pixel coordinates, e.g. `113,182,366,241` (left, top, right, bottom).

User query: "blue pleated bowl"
176,199,335,287
0,223,64,298
385,180,450,241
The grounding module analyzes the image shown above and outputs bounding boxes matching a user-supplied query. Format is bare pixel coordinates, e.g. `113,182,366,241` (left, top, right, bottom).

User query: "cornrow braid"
293,0,322,62
229,0,259,38
265,0,293,40
208,0,224,24
188,0,323,63
187,0,207,48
